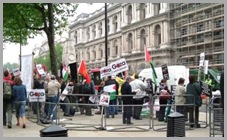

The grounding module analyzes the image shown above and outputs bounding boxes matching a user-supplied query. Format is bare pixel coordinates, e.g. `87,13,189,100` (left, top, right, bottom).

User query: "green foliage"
3,63,20,72
3,3,78,76
34,43,63,72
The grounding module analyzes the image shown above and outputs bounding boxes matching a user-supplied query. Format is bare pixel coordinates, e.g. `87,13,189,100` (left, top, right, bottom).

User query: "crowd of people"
3,68,224,135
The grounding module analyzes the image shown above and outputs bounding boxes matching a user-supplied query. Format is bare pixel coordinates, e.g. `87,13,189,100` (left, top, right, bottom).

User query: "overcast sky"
3,3,104,64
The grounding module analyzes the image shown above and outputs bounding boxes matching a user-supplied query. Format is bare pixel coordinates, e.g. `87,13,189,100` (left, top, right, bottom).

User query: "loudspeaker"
69,62,77,82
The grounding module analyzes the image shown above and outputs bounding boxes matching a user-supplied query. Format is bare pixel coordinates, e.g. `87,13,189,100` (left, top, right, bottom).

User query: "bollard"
167,112,185,137
40,125,68,137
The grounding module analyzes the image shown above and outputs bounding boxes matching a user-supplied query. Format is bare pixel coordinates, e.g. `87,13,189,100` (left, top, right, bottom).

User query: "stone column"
132,3,136,23
145,3,151,19
161,23,164,44
79,28,83,43
151,3,154,16
109,16,113,34
160,3,169,14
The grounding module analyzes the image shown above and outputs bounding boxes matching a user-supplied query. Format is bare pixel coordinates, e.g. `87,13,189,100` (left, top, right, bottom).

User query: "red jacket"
3,77,14,86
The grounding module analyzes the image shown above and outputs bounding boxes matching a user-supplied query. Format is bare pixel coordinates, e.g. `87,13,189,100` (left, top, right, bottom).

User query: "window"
74,31,78,44
127,5,132,24
107,19,110,33
181,28,187,35
139,3,146,20
215,19,224,28
197,24,204,32
115,46,118,55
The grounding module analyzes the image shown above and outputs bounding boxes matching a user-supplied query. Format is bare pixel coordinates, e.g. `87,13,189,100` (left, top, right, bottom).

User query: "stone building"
69,3,171,73
68,3,224,73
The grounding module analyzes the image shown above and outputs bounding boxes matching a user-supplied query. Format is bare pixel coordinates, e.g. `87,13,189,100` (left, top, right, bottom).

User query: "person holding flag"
104,76,119,118
78,60,95,116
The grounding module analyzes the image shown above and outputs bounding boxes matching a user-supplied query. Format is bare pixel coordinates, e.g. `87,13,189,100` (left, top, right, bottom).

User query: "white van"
139,65,189,90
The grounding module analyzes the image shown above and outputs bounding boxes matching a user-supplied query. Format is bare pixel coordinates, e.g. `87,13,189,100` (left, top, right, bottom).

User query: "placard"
99,94,110,106
110,58,128,75
100,65,112,79
161,64,169,80
200,81,212,97
28,89,46,102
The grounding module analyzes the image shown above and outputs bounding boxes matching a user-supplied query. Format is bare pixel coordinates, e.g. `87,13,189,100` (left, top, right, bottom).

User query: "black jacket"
121,81,133,103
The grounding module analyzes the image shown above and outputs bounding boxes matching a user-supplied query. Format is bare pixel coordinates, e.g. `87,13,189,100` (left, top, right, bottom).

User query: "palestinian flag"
103,84,117,101
62,64,69,81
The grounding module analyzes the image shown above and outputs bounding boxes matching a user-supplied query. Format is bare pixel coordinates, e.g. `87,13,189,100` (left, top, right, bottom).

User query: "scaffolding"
170,3,224,71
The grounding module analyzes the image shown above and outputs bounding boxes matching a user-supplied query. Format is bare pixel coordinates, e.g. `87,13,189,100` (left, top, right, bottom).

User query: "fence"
26,92,209,133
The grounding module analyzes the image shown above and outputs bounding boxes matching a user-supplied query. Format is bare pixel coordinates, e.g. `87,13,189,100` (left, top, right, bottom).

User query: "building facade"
170,3,224,70
68,3,224,73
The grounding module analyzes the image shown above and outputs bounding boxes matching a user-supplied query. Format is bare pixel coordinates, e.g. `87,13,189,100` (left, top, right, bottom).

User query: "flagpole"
105,3,108,66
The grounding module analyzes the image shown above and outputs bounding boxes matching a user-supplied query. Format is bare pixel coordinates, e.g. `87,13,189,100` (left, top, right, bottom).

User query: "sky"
3,3,104,65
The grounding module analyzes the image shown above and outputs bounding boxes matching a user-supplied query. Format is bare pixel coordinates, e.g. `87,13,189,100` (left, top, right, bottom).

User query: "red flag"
145,46,151,62
78,59,91,84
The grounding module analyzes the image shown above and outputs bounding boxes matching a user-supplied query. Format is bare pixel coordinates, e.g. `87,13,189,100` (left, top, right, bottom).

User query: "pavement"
3,110,214,137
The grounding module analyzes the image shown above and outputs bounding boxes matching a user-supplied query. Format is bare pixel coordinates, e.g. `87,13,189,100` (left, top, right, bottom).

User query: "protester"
43,75,50,117
158,79,170,121
13,77,27,128
3,70,14,128
130,74,147,120
121,76,134,124
47,75,61,121
185,75,202,128
32,74,44,115
104,76,119,118
81,79,96,116
175,78,187,120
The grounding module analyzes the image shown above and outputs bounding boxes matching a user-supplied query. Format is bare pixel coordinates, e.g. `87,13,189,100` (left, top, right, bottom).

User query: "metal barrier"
209,95,224,137
25,91,209,133
151,94,195,131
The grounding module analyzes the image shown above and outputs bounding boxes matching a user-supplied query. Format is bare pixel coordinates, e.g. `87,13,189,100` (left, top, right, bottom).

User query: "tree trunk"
46,3,57,76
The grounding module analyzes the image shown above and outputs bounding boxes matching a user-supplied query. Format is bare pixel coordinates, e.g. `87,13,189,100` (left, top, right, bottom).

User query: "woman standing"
175,78,187,120
185,75,202,128
13,77,27,128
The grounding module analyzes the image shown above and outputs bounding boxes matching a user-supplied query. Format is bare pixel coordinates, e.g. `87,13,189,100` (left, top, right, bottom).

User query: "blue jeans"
106,99,117,116
48,96,58,120
14,101,26,118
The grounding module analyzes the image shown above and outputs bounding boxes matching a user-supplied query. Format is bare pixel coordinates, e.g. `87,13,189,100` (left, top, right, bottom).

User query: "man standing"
47,75,61,121
121,77,134,124
130,74,147,120
104,76,119,118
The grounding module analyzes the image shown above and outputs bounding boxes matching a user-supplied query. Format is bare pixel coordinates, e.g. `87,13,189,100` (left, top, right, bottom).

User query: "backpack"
3,81,12,100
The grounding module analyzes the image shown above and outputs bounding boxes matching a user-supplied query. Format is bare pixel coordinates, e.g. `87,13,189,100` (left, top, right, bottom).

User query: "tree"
3,3,78,76
34,43,63,72
3,63,20,72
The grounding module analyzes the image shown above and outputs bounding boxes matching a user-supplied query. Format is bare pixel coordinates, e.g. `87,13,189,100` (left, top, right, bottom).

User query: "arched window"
114,40,118,56
92,24,96,39
107,42,110,56
127,5,132,24
87,48,90,61
154,24,161,47
113,15,118,32
140,29,146,50
74,31,78,44
99,22,102,37
87,27,90,41
128,33,133,52
107,19,110,33
140,3,146,20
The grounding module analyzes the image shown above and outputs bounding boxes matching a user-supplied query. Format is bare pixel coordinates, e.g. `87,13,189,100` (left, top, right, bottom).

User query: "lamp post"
105,3,108,66
19,28,22,71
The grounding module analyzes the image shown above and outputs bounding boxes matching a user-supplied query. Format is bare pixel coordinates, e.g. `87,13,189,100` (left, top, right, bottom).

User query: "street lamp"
19,28,22,70
105,3,108,66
